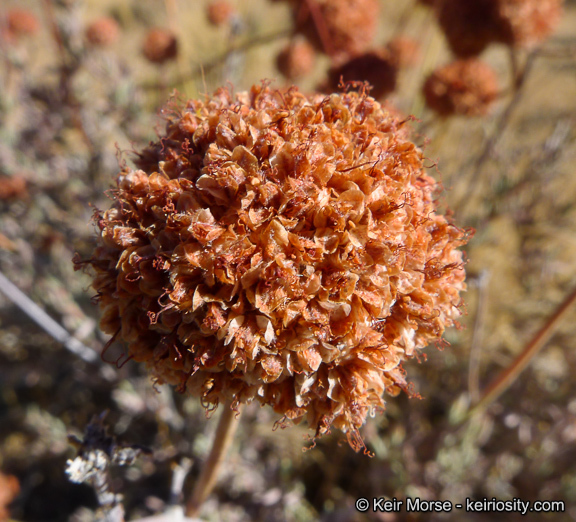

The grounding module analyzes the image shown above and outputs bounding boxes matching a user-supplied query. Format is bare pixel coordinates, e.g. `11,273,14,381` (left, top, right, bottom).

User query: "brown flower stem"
467,270,490,404
302,0,334,57
469,284,576,417
473,49,537,174
185,401,242,517
453,49,538,219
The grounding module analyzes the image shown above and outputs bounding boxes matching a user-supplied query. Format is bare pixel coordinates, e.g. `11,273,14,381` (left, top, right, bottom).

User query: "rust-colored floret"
83,84,469,451
142,28,178,64
423,59,499,117
277,40,316,80
85,17,120,48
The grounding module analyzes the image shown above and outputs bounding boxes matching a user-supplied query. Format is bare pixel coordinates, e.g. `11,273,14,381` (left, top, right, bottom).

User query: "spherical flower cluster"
437,0,563,57
328,51,397,100
277,40,316,80
84,84,469,450
423,59,499,117
296,0,379,61
142,28,178,64
206,1,236,27
385,37,421,69
3,8,39,43
85,17,120,48
495,0,563,49
437,0,500,57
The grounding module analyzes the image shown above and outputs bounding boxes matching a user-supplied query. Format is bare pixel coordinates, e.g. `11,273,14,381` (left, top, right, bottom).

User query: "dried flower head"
85,17,120,48
277,39,316,80
327,51,398,100
437,0,500,57
423,59,499,117
3,8,39,42
385,37,421,69
82,83,469,451
297,0,379,61
494,0,563,48
142,28,178,64
207,1,236,27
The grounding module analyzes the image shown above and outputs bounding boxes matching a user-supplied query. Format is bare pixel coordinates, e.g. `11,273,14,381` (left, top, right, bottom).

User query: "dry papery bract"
84,84,469,451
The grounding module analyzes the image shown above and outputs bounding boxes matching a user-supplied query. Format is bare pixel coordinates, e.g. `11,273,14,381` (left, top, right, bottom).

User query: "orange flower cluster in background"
423,59,499,117
1,8,39,43
437,0,563,57
82,84,469,450
422,0,563,116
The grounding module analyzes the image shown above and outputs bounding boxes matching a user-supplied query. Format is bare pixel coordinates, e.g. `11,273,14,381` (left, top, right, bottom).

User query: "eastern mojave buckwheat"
81,83,469,451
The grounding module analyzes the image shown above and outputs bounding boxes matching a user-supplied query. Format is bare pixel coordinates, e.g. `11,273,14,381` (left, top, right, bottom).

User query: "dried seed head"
84,84,469,451
423,58,498,116
85,17,120,48
437,0,500,57
296,0,380,61
385,37,421,69
328,51,398,100
142,28,178,64
423,59,499,117
207,1,236,27
3,8,39,42
494,0,563,48
277,39,316,80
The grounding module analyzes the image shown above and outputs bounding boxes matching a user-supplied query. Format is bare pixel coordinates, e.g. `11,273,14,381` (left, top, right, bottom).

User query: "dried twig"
0,269,98,363
470,284,576,416
467,270,490,404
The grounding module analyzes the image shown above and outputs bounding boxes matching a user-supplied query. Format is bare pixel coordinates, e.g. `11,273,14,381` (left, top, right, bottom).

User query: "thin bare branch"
0,270,98,363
